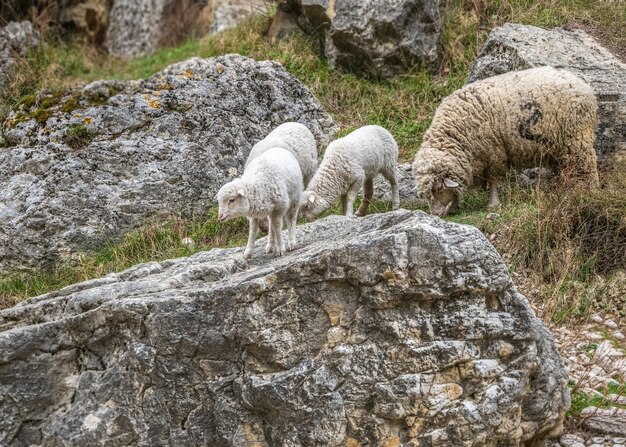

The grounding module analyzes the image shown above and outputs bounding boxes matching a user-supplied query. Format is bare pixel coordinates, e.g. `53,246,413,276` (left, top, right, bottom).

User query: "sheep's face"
300,191,326,221
216,183,249,222
429,178,460,217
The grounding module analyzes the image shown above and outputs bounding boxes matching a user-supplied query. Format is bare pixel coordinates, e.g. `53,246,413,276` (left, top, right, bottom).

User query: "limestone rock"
61,0,112,45
581,407,626,436
209,0,269,34
468,23,626,160
0,55,336,272
289,0,443,78
0,21,40,88
372,162,418,206
104,0,269,57
104,0,208,57
0,210,569,446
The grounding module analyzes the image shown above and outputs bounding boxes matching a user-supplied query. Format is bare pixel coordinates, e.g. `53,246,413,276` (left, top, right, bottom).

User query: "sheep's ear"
236,189,246,197
443,178,460,189
308,194,316,203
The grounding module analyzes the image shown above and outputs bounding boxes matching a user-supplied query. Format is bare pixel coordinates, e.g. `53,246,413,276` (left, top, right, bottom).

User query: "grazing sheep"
412,66,599,217
246,122,318,232
217,147,302,258
300,125,399,220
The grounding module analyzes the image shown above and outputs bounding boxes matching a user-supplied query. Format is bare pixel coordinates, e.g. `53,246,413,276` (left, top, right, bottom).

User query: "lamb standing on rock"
246,122,318,185
412,66,599,217
300,125,399,220
217,148,302,258
246,122,318,232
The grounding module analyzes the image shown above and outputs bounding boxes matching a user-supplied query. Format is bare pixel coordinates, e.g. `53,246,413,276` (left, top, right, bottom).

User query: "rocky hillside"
0,0,625,445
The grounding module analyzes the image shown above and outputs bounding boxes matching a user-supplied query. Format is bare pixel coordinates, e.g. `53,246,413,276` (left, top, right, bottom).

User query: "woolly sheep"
246,122,317,233
217,147,302,258
246,122,318,186
412,66,599,217
300,125,399,220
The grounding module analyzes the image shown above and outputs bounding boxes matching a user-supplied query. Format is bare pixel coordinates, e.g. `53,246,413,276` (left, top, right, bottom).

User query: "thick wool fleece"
412,66,599,200
218,148,302,257
246,122,318,186
305,125,399,213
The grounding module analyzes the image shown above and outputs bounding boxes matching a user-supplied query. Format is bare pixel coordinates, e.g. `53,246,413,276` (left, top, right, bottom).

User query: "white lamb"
246,122,318,185
246,122,318,232
217,147,302,258
300,125,399,220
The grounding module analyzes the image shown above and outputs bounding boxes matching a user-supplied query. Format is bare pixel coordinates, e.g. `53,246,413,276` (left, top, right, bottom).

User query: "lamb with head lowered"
216,147,302,258
245,121,318,233
300,125,399,221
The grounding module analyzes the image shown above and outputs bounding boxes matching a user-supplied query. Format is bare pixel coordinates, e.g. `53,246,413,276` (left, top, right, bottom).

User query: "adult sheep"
300,125,399,220
246,122,317,232
217,148,302,258
412,66,599,217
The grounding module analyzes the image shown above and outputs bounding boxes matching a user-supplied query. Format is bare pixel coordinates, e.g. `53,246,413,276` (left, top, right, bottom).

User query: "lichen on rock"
0,55,337,272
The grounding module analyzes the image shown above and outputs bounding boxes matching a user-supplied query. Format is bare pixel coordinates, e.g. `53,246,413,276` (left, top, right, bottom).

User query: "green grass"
569,380,626,417
0,209,249,308
1,0,626,317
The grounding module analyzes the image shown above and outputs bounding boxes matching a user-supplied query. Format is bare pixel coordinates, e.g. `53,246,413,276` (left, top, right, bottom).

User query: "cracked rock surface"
0,21,40,88
289,0,443,78
0,210,569,446
468,23,626,160
0,54,337,272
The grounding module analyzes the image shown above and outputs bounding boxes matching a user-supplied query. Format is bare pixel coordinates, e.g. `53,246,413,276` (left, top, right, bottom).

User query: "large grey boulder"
0,21,40,88
209,0,269,34
0,55,336,272
0,210,569,446
104,0,269,57
288,0,443,78
104,0,210,57
468,23,626,160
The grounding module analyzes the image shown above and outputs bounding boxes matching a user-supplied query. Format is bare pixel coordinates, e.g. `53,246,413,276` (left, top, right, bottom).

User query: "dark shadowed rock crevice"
0,54,337,272
0,210,569,446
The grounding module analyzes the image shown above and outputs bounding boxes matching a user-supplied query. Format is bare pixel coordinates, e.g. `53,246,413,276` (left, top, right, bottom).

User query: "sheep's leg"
265,216,274,254
340,195,348,215
355,178,373,217
286,206,298,251
270,212,286,256
345,183,360,217
383,169,400,210
487,179,501,210
244,217,260,259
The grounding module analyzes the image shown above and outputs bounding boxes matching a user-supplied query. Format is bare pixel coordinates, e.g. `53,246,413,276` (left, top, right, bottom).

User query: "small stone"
559,433,585,447
614,438,626,444
591,314,604,324
586,332,605,341
614,332,625,342
486,213,500,220
181,237,195,248
592,437,606,444
605,320,619,330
